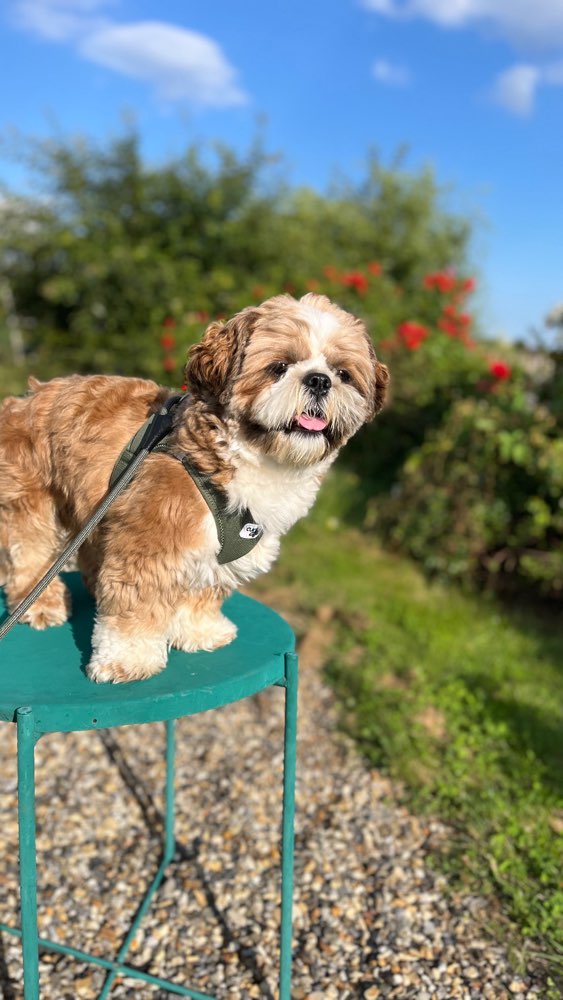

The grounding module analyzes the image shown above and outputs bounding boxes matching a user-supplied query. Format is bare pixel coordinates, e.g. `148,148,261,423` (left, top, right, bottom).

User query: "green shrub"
375,378,563,599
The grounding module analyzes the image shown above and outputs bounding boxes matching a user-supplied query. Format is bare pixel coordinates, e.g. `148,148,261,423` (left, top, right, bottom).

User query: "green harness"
109,396,264,565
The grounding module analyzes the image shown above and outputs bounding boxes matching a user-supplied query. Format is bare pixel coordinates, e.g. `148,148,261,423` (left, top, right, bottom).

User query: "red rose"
342,272,369,294
162,356,176,373
397,321,428,350
160,332,176,350
423,272,456,294
162,316,176,329
489,360,511,379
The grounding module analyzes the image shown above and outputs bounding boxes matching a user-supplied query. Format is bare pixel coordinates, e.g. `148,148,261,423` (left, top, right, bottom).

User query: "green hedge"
376,389,563,598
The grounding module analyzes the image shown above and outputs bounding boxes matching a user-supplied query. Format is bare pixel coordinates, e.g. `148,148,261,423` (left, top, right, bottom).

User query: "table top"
0,574,295,733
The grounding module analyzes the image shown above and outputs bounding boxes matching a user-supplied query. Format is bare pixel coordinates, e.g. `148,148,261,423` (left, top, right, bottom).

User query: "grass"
250,470,563,986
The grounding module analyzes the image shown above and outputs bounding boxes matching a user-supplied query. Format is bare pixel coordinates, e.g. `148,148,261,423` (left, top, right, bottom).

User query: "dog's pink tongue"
296,413,328,431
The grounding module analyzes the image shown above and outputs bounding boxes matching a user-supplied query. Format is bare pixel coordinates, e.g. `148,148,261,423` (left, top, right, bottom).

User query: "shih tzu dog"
0,293,389,682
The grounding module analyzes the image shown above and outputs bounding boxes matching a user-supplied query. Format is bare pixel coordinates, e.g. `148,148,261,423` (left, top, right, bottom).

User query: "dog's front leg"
88,610,170,683
168,587,237,653
87,570,175,683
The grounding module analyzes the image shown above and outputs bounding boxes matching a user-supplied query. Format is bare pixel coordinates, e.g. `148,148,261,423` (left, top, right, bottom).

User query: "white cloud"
491,59,563,115
362,0,563,50
372,58,411,86
81,22,247,106
11,1,247,108
491,64,541,115
13,0,109,41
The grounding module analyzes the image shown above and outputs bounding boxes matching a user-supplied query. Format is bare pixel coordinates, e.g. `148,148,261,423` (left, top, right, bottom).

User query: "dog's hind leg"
2,494,71,629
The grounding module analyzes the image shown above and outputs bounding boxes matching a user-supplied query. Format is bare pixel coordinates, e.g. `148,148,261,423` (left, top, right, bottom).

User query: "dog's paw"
169,612,238,653
88,620,168,683
86,658,163,684
18,582,71,630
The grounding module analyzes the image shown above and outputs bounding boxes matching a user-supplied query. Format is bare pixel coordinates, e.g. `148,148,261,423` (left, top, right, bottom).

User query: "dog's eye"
337,369,352,384
269,362,289,378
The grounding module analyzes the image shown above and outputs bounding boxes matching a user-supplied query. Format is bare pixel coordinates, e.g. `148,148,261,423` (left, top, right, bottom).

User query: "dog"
0,293,389,682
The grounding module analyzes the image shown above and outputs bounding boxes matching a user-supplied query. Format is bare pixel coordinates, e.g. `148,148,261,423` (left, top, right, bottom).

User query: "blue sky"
1,0,562,342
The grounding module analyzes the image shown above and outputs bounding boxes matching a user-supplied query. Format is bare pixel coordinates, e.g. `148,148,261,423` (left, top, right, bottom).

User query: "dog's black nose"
303,371,332,397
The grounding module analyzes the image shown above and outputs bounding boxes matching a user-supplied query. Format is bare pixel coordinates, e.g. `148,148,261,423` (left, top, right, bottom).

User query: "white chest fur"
227,450,330,535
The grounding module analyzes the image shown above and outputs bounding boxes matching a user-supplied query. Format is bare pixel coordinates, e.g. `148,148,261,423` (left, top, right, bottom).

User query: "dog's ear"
364,333,390,420
185,309,258,404
371,359,390,418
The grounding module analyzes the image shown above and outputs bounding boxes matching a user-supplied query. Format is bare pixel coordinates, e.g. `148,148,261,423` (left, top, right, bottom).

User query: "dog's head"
185,293,389,467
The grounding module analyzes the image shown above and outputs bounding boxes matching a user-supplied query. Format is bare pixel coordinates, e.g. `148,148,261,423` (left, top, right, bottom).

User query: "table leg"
164,718,176,864
279,652,298,1000
17,707,40,1000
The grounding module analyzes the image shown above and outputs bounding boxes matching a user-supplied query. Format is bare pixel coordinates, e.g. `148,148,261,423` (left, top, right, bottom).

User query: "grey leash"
0,393,184,642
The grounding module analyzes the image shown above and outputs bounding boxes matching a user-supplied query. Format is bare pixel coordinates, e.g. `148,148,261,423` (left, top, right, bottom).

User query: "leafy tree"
0,130,471,383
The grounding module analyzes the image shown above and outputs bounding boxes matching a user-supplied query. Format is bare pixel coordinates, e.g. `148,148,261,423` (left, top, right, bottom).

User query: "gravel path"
0,600,549,999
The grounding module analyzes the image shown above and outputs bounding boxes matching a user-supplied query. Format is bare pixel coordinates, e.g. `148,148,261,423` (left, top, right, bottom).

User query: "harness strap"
108,393,184,490
160,450,263,565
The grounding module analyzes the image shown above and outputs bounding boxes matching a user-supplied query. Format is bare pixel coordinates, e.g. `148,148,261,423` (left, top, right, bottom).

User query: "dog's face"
185,293,389,466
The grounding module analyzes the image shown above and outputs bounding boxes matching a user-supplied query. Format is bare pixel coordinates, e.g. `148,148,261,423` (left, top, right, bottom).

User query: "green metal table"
0,573,298,999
